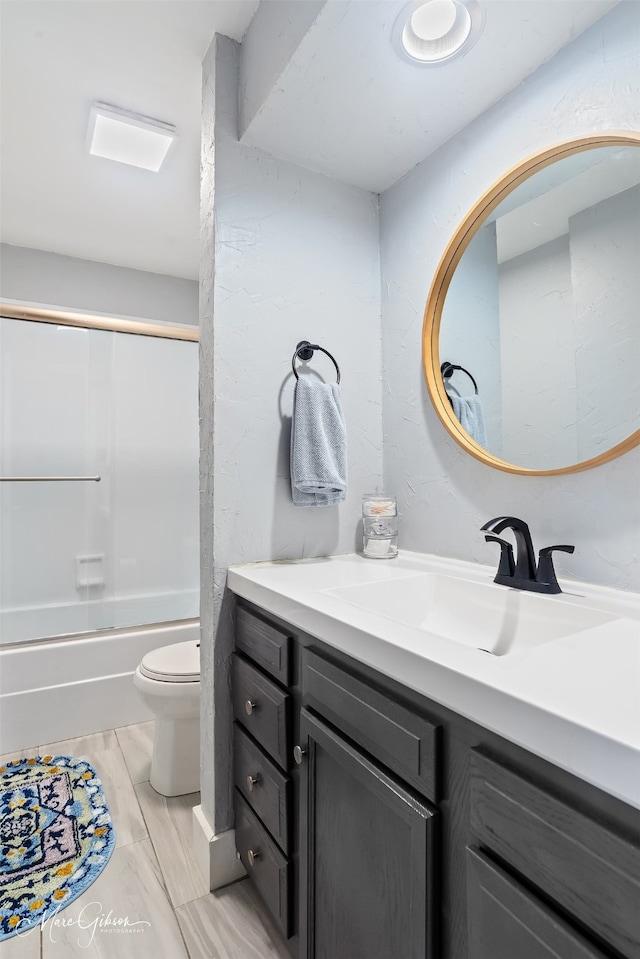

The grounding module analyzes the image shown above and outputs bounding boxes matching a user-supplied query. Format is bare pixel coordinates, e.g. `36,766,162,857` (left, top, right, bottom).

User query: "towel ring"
441,361,478,395
292,341,341,384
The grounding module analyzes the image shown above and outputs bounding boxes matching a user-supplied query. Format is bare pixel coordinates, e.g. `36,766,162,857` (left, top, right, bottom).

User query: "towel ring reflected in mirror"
441,362,478,395
441,362,479,409
292,340,341,384
422,131,640,476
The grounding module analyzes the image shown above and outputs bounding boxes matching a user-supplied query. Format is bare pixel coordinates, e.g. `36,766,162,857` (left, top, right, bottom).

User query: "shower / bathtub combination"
0,307,200,754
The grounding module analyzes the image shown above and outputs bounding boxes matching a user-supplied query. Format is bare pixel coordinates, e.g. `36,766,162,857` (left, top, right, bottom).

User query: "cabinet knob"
293,744,307,765
245,699,257,716
247,848,260,867
246,774,260,792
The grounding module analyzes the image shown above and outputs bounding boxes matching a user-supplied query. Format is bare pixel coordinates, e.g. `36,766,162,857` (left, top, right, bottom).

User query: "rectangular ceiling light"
88,102,175,172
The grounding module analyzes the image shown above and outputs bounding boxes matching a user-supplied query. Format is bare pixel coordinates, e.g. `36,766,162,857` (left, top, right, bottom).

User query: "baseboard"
192,804,247,890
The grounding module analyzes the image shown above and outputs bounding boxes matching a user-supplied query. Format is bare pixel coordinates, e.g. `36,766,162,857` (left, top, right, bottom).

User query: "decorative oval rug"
0,754,116,941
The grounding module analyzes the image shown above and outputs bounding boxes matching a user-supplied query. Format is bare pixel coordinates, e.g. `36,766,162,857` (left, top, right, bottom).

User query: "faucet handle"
484,535,515,578
536,544,575,594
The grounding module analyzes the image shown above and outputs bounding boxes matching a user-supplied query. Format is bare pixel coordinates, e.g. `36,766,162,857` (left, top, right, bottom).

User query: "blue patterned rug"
0,754,116,941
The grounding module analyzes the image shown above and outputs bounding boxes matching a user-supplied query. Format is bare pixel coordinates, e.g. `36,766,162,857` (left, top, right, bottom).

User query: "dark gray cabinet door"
467,847,607,959
299,708,438,959
470,749,640,958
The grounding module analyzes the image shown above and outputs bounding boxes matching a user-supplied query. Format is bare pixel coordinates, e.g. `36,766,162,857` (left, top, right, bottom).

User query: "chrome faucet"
481,516,574,595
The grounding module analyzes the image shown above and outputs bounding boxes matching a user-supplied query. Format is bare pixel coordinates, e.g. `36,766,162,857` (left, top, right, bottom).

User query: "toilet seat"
139,640,200,683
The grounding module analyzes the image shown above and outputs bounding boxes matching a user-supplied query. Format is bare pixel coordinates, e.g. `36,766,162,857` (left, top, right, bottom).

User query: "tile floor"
0,723,290,959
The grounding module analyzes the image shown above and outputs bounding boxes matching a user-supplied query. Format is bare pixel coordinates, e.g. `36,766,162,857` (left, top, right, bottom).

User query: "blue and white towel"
290,375,347,507
451,395,487,447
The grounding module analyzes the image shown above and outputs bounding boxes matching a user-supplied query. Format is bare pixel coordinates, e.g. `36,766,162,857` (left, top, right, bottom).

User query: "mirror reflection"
439,143,640,471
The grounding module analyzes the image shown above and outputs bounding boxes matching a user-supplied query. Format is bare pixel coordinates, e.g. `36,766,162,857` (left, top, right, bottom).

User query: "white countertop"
228,551,640,808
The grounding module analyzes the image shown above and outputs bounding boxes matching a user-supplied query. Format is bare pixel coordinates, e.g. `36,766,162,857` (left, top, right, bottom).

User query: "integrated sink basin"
324,573,619,656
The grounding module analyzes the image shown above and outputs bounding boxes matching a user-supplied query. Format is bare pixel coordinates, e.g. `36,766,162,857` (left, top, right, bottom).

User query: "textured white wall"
571,185,640,459
0,244,198,327
239,0,326,137
380,3,640,591
499,235,576,470
200,35,382,831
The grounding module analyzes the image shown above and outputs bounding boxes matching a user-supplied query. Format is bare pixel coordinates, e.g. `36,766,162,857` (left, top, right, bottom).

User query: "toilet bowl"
133,640,200,797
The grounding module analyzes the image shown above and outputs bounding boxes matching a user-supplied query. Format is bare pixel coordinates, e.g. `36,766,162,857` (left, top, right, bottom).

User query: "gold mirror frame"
422,131,640,476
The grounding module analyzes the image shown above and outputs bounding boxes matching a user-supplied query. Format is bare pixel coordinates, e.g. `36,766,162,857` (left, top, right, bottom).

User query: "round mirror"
423,133,640,475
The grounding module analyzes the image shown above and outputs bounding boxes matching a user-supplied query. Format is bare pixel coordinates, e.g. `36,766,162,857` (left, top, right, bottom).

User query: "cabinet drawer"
235,791,292,939
234,724,291,854
302,648,440,801
232,654,290,769
470,749,640,959
236,604,291,685
467,846,606,959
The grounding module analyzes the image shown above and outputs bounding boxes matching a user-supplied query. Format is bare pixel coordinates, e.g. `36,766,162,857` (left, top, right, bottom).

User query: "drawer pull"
293,744,307,765
247,848,260,867
246,774,260,792
245,699,258,716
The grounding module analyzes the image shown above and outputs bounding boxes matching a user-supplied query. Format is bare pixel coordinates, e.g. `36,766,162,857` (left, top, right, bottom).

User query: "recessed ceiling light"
88,102,175,172
394,0,484,64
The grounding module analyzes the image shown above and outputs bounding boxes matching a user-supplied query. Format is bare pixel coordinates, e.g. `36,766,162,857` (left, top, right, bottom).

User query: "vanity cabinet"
232,598,640,959
231,606,296,941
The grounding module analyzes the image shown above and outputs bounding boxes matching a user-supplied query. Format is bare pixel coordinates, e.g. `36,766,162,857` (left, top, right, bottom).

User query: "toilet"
133,640,201,797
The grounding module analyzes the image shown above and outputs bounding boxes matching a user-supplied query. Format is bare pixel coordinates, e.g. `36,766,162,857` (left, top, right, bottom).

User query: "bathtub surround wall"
380,2,640,590
197,34,382,881
0,244,198,327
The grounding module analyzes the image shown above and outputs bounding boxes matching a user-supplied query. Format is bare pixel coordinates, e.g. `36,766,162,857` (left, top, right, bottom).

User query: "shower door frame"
0,301,199,342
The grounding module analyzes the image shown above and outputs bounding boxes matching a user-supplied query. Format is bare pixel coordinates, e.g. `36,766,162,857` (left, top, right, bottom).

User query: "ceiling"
0,0,623,281
240,0,620,193
0,0,258,280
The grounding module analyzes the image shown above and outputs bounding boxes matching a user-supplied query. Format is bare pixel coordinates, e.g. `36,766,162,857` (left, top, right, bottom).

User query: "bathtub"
0,618,200,754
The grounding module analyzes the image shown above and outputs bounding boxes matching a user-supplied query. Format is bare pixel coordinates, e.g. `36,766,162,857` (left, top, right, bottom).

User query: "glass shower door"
0,319,103,643
106,330,199,630
0,316,199,646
